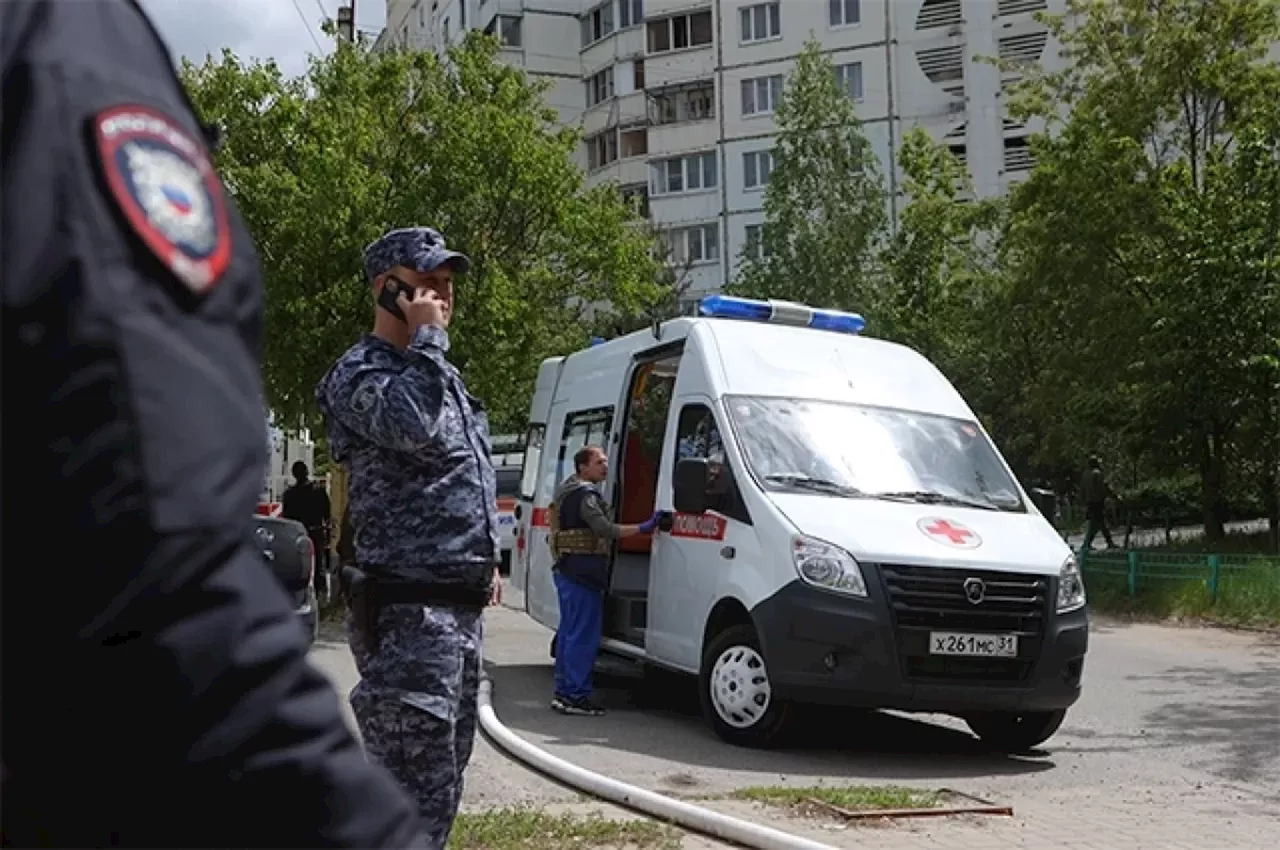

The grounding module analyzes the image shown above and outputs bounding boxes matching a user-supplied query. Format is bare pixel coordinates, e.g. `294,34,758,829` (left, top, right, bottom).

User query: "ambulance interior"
603,354,679,645
603,350,744,645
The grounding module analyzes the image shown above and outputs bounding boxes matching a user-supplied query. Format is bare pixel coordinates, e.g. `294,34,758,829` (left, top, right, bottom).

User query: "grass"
446,809,681,850
731,784,941,813
1081,529,1280,628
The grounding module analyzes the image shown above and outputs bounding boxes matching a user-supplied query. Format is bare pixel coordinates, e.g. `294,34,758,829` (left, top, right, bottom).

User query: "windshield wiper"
872,490,1002,511
765,474,863,498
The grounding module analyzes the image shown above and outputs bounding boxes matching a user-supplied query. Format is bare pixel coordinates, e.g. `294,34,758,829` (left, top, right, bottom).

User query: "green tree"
999,0,1280,542
182,33,666,433
881,128,1005,367
727,39,887,313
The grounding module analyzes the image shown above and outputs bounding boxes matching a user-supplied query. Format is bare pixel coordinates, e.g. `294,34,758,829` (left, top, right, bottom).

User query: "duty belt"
551,528,609,556
340,565,491,647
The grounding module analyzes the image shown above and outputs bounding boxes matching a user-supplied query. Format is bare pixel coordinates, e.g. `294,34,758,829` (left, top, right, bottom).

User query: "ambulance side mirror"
514,504,523,520
673,457,711,515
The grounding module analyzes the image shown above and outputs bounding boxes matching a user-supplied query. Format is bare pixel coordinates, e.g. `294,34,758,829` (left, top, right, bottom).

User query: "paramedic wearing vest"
315,226,500,849
550,445,667,716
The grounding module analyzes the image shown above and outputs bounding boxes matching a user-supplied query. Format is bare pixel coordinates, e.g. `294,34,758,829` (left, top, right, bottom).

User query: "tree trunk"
1264,389,1280,555
1198,427,1227,544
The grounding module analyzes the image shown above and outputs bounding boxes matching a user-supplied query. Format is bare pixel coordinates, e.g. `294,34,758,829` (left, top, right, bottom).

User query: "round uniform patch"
93,104,232,294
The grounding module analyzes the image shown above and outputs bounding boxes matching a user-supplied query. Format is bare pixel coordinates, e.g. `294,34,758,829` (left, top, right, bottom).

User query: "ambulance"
510,295,1088,751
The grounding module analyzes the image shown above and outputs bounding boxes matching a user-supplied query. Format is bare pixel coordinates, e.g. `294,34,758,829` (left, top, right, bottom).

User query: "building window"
829,0,861,27
744,223,770,259
621,183,650,218
586,67,615,107
647,9,713,53
1004,135,1034,172
740,2,781,43
620,126,649,158
741,74,783,116
634,59,646,89
651,151,717,196
743,150,773,190
587,130,619,170
485,15,523,47
835,61,863,100
649,82,715,124
619,0,644,29
664,223,720,265
582,1,616,46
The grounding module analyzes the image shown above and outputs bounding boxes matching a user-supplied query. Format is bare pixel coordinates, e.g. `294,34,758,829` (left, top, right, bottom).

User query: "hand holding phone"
378,277,447,330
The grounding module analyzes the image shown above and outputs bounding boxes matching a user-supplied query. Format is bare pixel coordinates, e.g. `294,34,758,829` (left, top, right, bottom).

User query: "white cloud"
138,0,386,79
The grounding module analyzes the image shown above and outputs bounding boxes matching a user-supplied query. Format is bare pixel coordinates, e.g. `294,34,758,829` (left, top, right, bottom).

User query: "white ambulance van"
511,295,1088,751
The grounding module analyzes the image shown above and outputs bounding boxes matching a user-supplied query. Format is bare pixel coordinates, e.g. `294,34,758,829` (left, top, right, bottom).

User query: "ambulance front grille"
878,563,1049,683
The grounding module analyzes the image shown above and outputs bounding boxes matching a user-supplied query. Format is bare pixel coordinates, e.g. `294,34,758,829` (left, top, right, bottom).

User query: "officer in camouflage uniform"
316,226,501,850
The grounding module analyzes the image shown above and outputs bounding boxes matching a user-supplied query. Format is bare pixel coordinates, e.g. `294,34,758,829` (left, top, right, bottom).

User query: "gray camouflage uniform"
315,226,498,850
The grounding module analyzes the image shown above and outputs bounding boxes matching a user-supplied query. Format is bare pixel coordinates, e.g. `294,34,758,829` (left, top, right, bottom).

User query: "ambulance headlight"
792,536,867,597
1057,554,1086,613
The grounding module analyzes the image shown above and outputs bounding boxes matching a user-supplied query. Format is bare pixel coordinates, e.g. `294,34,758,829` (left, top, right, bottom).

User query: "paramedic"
315,226,501,849
0,0,427,845
550,445,666,716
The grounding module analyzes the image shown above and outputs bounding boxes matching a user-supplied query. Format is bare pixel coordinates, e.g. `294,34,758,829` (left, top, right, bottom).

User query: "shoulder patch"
92,105,232,295
349,379,380,414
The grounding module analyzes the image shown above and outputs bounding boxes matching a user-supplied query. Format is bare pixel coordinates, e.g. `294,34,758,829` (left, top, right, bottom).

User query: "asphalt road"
311,584,1280,849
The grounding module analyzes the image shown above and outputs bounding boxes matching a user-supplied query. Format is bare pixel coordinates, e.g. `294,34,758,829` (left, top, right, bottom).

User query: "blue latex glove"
638,511,663,534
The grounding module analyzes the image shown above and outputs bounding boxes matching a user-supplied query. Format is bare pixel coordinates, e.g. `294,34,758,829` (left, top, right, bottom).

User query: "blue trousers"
553,571,603,702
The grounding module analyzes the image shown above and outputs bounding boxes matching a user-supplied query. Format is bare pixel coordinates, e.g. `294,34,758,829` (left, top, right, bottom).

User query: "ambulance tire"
965,709,1066,752
550,633,557,659
699,624,791,749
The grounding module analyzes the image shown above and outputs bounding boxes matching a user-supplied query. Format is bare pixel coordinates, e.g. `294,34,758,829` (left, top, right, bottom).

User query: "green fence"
1079,547,1280,621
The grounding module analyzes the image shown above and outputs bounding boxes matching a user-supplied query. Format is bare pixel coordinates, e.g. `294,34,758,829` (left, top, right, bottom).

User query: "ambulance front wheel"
965,708,1066,752
699,624,792,748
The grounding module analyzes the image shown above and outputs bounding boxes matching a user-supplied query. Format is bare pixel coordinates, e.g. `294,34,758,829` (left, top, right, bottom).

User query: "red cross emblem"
918,517,981,548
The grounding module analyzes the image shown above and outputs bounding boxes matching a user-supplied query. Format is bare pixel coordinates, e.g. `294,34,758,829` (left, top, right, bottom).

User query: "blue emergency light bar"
697,295,866,335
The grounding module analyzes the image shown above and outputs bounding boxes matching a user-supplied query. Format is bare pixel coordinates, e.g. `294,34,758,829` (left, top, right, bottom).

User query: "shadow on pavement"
486,660,1056,783
1130,659,1280,792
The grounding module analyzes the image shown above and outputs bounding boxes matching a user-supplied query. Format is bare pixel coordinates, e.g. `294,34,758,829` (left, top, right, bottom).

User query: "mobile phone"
377,276,409,323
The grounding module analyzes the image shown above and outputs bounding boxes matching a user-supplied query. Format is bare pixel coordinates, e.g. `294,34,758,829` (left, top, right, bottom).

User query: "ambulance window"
557,407,614,483
674,403,751,525
519,425,544,501
496,468,522,499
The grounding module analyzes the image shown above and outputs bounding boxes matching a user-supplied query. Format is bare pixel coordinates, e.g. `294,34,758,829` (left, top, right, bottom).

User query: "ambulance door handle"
720,546,735,559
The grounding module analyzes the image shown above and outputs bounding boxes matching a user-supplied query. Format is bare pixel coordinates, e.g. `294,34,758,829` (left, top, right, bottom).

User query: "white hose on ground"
476,677,841,850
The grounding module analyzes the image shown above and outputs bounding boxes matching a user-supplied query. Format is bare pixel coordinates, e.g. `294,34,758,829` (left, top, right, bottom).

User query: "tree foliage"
730,3,1279,545
182,33,666,432
995,0,1280,539
728,39,887,312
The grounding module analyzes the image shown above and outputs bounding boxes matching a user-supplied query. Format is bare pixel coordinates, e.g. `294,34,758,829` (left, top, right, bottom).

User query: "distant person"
282,460,332,599
1082,455,1116,549
548,445,666,716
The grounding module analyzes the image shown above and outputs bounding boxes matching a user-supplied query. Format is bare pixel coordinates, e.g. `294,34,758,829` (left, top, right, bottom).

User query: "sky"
138,0,386,78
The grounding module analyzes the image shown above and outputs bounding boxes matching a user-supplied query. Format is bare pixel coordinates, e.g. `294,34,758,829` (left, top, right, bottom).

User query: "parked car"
252,514,318,642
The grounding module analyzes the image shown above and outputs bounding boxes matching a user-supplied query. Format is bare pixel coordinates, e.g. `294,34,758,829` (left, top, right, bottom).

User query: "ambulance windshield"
724,396,1025,512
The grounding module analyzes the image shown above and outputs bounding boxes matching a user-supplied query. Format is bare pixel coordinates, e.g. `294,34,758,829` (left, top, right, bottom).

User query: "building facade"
376,0,1066,302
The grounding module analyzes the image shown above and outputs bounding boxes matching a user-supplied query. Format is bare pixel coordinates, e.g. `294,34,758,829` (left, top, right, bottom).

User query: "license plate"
929,632,1018,657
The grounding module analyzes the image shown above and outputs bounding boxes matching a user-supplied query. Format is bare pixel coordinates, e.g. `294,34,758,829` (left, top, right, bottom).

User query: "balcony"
647,79,716,127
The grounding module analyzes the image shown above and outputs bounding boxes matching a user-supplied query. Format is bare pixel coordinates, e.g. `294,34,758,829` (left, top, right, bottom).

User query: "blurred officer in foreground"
0,1,427,845
316,226,502,849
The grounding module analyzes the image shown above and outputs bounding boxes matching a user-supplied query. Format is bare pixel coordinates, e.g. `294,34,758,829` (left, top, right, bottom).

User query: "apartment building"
377,0,1067,301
